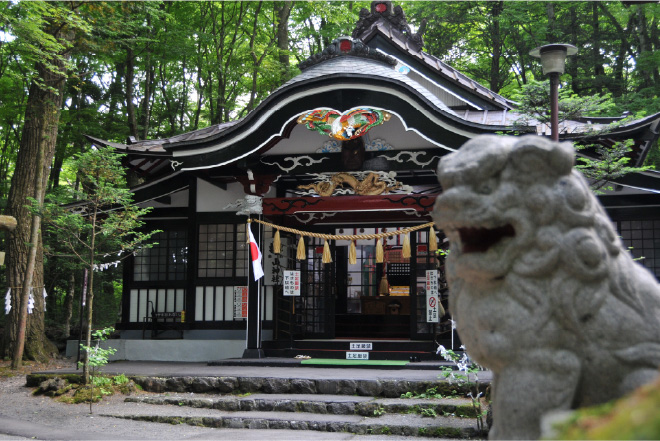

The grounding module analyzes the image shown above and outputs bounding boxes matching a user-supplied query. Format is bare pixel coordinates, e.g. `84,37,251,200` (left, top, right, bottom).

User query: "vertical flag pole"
243,218,265,358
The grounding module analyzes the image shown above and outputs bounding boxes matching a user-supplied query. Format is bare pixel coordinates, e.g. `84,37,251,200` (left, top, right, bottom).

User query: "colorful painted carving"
297,108,391,141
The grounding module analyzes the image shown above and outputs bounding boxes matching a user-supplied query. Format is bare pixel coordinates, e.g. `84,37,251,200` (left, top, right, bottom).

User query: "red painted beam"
262,194,439,216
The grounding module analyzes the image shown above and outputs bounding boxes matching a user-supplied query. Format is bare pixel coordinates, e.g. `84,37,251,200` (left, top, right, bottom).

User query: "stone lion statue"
432,135,660,440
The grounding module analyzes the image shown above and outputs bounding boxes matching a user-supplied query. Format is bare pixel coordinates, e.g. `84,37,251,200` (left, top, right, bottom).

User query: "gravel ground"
0,362,452,441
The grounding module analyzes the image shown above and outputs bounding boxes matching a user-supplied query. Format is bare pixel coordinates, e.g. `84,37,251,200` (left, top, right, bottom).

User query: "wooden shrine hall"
85,1,660,362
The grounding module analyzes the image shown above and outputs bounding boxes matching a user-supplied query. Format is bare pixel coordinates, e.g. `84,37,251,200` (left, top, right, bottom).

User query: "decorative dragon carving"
298,172,401,196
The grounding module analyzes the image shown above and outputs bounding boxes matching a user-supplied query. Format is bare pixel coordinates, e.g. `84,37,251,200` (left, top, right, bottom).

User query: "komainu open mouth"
458,224,515,253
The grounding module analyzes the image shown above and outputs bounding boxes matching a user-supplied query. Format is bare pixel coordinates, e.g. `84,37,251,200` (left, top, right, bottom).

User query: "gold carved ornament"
297,172,401,196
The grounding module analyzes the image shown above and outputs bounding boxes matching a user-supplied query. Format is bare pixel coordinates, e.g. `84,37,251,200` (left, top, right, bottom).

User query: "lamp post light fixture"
529,44,578,141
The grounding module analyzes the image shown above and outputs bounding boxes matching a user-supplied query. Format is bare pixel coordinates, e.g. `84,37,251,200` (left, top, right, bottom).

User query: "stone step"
126,375,487,398
102,403,485,438
125,393,480,418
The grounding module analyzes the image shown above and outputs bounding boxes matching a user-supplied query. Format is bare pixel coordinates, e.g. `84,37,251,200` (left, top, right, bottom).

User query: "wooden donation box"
361,295,410,315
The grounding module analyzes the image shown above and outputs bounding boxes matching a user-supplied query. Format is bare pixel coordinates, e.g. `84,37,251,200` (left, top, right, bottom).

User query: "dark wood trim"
606,207,660,221
122,253,131,325
185,177,198,321
131,173,190,204
263,194,438,216
142,207,189,219
599,193,660,209
409,230,419,339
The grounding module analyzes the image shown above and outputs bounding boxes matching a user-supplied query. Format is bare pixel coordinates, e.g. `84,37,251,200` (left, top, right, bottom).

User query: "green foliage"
512,80,650,188
513,80,617,129
91,375,112,387
113,373,129,385
373,405,385,416
78,327,116,369
576,139,650,193
37,148,158,263
420,407,437,418
551,377,660,440
400,386,445,400
77,326,116,412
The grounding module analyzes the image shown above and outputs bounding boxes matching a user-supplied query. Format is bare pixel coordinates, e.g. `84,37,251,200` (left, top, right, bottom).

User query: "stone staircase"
103,374,489,438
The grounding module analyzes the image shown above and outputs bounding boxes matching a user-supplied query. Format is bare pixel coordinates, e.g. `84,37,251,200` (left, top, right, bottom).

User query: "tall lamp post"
529,44,578,141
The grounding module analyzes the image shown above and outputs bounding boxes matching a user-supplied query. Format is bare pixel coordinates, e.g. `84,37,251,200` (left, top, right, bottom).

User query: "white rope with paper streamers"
27,288,34,315
4,287,48,314
95,249,139,272
93,260,121,272
4,288,10,315
249,218,437,264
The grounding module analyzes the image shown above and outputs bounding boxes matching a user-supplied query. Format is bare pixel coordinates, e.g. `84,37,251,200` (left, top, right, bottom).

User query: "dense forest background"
1,1,659,345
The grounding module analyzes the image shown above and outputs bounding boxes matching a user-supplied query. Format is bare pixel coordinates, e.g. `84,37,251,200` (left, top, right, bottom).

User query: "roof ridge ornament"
352,1,427,52
298,36,396,70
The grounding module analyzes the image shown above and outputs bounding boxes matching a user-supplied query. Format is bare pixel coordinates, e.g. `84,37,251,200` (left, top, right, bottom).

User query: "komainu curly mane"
432,135,660,440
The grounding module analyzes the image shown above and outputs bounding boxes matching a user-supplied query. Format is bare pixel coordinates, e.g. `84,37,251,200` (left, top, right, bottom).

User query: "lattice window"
198,223,247,278
618,220,660,279
133,230,187,282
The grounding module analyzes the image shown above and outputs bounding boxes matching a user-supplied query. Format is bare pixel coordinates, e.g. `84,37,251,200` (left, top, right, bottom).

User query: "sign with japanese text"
283,270,301,296
350,342,372,350
233,286,248,319
426,270,439,323
346,352,370,360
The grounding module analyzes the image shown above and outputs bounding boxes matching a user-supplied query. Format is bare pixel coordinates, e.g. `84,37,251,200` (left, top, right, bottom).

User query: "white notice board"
425,270,439,323
233,286,248,319
283,270,301,296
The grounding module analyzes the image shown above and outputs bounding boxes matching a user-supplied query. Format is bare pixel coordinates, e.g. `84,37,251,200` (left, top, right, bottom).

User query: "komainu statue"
432,135,660,440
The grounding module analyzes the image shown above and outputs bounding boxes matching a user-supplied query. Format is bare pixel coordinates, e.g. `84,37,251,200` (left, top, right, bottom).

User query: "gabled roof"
351,1,515,111
88,45,523,175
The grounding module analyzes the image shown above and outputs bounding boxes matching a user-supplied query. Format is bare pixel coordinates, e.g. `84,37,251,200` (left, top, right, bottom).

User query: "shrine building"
85,1,660,361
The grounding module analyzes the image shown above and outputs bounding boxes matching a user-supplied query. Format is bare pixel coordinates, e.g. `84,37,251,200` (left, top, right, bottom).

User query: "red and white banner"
248,223,264,281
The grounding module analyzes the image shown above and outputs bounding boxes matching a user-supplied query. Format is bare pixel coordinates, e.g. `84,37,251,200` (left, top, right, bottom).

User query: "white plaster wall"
197,179,275,212
197,180,245,212
66,339,245,362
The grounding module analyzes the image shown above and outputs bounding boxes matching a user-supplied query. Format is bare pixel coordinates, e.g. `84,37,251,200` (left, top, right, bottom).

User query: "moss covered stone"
551,375,660,440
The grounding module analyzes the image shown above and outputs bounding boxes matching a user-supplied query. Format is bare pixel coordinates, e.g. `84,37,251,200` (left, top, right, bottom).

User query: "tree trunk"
246,2,265,113
546,2,556,42
2,59,63,363
649,14,660,86
49,86,77,190
591,3,606,93
107,61,125,129
488,1,504,93
125,47,139,140
82,206,97,384
63,272,75,338
635,5,654,90
566,5,580,94
11,119,45,369
598,3,633,97
276,1,293,84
